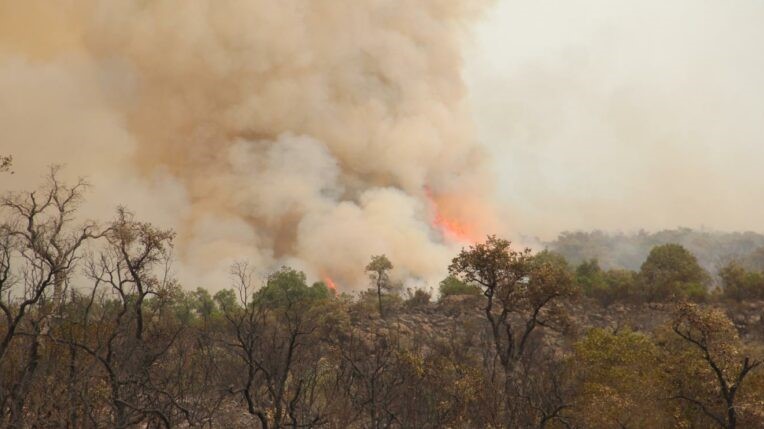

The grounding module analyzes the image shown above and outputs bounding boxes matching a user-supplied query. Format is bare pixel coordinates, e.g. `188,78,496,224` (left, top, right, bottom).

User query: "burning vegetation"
0,172,761,427
425,186,481,244
2,0,764,427
0,0,501,291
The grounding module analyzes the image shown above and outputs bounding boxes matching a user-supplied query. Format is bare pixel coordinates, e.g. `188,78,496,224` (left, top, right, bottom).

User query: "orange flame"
424,186,478,243
432,212,473,243
322,275,338,291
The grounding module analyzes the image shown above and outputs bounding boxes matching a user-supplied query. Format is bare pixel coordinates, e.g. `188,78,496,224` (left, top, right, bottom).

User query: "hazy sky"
465,0,764,239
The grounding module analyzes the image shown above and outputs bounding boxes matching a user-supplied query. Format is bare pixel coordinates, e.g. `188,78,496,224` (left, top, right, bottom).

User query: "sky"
465,0,764,239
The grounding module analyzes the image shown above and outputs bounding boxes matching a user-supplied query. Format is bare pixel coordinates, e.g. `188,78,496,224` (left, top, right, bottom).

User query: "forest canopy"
0,172,762,428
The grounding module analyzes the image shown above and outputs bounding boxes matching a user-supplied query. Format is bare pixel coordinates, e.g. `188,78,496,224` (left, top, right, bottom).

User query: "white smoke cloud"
0,0,498,290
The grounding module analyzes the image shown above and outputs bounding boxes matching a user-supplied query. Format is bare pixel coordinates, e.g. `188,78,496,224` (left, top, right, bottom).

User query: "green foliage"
4,172,764,428
575,328,659,375
575,259,606,295
438,275,481,298
720,261,764,301
366,254,395,317
448,235,533,291
171,291,196,324
148,285,221,326
532,249,570,268
213,288,239,312
575,259,640,305
602,269,638,303
192,287,216,319
528,249,578,304
639,244,708,301
366,255,393,287
449,236,576,383
572,328,670,427
255,266,330,308
549,228,764,275
356,288,403,314
366,254,393,272
404,288,432,308
660,303,763,428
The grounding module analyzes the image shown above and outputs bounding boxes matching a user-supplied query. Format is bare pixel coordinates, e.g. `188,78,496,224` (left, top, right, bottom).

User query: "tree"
448,237,576,426
62,207,181,427
639,244,708,301
738,246,764,272
404,288,431,308
603,268,638,303
222,264,336,428
572,328,671,428
335,325,406,429
665,303,762,429
105,207,176,340
191,287,218,326
0,169,99,427
7,168,764,427
575,259,642,305
719,261,764,301
366,255,393,318
438,275,481,299
213,288,239,313
576,259,606,296
255,267,330,307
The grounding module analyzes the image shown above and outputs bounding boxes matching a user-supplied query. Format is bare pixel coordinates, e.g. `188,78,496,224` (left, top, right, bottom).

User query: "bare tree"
335,325,406,429
222,263,330,429
48,208,182,427
0,168,98,427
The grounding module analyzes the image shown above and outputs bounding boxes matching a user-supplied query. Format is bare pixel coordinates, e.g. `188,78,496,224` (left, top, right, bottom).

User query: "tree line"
548,229,764,276
573,242,764,306
0,169,762,428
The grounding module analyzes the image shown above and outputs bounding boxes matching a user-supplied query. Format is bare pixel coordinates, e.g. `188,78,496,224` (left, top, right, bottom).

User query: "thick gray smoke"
0,1,500,289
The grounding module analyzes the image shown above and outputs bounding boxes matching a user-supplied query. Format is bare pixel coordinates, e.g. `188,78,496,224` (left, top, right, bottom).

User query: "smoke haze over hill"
466,0,764,237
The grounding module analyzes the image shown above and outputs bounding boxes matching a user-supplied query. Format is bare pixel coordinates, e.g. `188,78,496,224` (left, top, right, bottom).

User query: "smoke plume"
0,1,499,289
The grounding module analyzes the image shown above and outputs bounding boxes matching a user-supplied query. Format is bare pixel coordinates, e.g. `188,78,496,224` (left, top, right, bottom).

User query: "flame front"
433,212,474,243
323,276,338,291
424,187,479,244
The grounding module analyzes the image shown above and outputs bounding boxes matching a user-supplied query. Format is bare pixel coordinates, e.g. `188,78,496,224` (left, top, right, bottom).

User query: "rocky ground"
355,296,764,346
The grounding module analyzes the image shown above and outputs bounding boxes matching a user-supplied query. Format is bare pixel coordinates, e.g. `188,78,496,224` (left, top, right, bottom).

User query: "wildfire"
424,186,478,243
432,213,473,243
322,275,338,291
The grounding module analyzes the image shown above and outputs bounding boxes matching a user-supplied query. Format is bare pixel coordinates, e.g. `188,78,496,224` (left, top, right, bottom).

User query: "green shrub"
438,276,481,299
405,288,432,308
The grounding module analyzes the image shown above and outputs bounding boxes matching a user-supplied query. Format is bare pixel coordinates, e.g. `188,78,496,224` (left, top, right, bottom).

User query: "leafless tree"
46,207,185,427
0,168,98,427
335,325,405,429
221,263,329,429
